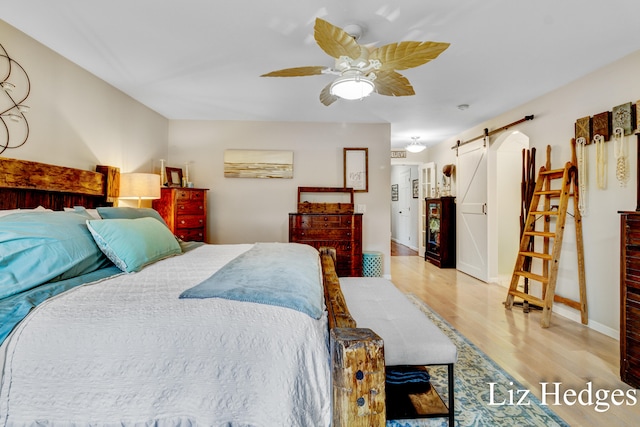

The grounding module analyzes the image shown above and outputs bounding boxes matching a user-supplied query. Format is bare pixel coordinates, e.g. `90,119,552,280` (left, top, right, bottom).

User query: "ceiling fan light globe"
330,74,375,100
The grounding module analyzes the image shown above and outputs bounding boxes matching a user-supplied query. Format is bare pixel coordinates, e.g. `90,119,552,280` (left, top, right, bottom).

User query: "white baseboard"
492,276,619,340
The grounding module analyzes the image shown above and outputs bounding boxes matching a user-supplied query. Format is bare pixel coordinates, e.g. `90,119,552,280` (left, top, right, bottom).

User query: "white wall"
168,120,392,276
0,20,168,173
425,48,640,337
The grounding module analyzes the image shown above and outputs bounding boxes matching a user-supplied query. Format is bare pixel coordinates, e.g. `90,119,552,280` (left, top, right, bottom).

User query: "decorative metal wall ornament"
0,43,30,155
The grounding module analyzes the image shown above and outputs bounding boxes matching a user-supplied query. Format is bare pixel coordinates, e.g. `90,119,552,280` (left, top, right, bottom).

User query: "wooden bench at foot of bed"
339,276,457,426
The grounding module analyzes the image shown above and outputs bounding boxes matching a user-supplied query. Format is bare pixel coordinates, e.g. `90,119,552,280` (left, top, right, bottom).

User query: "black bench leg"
447,363,455,426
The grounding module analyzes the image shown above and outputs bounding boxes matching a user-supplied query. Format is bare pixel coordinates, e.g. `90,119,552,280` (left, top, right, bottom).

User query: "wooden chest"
620,212,640,388
289,212,362,277
153,187,208,242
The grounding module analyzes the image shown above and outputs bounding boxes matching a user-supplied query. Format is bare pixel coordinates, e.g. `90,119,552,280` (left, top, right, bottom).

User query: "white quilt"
0,244,331,426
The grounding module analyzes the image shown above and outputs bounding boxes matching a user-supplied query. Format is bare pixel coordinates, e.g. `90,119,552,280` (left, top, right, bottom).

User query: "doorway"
390,165,419,251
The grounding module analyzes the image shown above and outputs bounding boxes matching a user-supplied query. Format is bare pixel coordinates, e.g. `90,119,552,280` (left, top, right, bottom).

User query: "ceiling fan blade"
261,66,329,77
314,18,361,60
371,41,450,71
319,83,338,106
374,71,415,97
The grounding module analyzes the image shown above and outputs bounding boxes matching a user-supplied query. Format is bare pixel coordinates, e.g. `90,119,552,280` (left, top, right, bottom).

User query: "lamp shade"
119,173,161,207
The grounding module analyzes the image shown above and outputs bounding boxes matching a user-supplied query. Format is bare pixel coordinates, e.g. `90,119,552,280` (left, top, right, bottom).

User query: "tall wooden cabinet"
424,196,456,268
620,211,640,388
153,187,208,242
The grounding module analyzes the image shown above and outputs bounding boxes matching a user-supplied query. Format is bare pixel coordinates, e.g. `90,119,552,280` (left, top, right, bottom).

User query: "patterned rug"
387,295,568,427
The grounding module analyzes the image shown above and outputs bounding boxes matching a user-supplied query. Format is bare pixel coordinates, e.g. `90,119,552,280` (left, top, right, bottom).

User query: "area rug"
386,295,569,427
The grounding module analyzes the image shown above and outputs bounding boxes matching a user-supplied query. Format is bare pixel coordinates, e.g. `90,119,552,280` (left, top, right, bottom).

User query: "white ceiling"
4,0,640,149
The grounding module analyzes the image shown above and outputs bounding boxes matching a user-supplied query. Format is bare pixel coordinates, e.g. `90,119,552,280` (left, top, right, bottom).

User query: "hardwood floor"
390,253,640,427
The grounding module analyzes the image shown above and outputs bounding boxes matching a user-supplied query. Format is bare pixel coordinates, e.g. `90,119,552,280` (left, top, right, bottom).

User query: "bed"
0,158,386,426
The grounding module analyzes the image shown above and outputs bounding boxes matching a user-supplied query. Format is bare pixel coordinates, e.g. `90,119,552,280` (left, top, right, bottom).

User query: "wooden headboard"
0,157,120,210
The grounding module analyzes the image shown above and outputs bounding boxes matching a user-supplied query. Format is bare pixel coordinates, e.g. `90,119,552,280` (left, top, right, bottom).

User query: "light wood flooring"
389,244,640,427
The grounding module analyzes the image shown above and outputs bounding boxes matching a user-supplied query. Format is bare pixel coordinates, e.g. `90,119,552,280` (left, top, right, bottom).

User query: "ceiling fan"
261,18,450,106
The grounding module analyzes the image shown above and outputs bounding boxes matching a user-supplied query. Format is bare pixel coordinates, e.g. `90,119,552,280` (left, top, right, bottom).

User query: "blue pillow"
0,211,113,300
86,217,182,273
97,207,167,226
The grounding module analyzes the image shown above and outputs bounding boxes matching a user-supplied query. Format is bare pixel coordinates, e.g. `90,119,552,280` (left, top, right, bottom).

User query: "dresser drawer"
175,214,205,229
175,189,206,201
291,228,355,239
176,200,205,215
175,227,205,242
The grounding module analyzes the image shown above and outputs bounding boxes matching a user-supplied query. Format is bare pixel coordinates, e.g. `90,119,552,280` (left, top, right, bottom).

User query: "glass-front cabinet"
424,196,456,268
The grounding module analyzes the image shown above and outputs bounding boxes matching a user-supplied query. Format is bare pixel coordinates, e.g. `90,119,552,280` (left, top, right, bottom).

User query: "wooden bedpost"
319,247,386,426
331,328,385,426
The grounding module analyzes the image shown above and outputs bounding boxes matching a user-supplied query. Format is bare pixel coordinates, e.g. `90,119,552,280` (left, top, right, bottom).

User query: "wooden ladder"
504,161,587,328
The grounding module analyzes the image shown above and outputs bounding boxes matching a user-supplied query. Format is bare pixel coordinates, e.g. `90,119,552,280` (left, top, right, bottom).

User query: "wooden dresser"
153,187,208,242
620,211,640,388
289,213,363,277
289,187,363,277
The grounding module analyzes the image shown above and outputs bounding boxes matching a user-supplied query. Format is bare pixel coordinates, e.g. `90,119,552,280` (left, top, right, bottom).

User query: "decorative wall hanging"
224,150,293,179
613,127,630,186
575,116,592,144
575,137,588,215
612,102,634,136
0,43,31,155
343,148,368,192
594,134,606,189
592,111,611,141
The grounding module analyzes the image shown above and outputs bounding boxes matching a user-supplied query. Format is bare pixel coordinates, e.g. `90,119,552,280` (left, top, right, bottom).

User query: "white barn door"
456,140,489,282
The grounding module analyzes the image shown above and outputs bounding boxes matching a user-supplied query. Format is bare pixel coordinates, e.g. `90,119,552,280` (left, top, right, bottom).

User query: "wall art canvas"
224,150,293,179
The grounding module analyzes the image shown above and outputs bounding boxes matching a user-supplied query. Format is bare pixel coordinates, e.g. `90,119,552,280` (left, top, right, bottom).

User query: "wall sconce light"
119,173,161,207
1,43,30,155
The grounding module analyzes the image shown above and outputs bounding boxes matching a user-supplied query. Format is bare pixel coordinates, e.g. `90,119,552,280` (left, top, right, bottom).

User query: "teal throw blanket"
179,243,324,319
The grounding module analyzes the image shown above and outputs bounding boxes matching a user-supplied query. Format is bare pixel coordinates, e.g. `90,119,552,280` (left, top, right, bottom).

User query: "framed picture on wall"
166,167,183,187
391,184,399,201
343,147,368,192
412,179,419,198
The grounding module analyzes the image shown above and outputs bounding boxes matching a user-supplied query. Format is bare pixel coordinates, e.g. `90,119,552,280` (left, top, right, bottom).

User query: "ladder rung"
524,231,555,238
507,290,545,307
534,190,562,197
514,270,549,284
519,251,553,260
530,210,559,216
540,169,565,177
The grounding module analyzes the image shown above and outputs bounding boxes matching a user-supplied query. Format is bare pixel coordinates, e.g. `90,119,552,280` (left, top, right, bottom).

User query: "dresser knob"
199,219,203,224
180,220,185,224
179,206,185,210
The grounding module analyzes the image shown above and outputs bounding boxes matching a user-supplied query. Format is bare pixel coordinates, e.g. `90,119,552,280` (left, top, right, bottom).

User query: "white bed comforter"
0,244,331,427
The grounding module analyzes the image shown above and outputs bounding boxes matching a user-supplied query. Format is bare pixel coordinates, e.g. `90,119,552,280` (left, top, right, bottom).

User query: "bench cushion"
340,277,457,366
